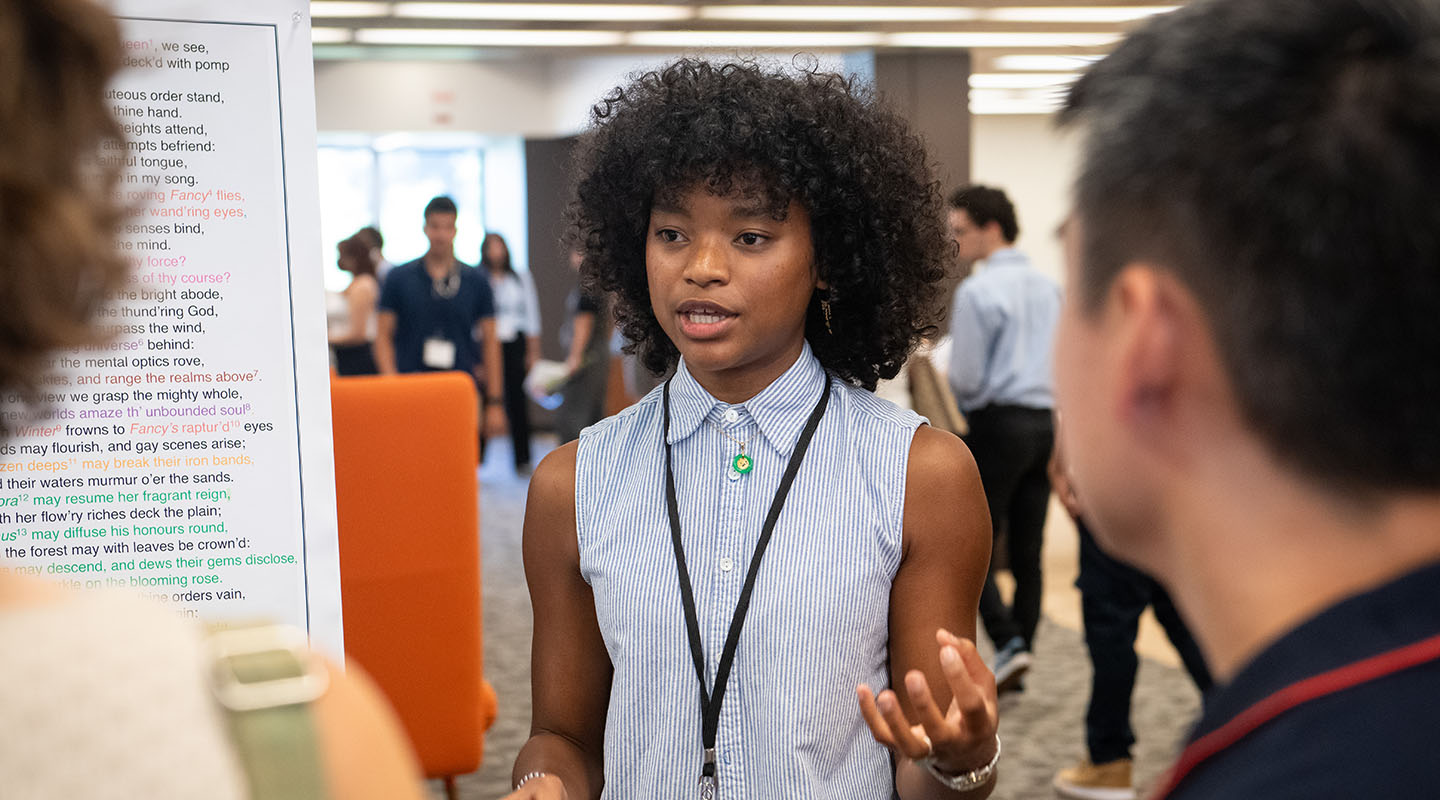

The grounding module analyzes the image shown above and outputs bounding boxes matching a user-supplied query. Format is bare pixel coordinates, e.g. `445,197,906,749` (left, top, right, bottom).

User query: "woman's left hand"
857,628,999,776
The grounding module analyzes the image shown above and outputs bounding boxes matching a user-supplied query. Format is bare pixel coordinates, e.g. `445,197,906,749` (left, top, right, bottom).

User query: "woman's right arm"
505,441,612,799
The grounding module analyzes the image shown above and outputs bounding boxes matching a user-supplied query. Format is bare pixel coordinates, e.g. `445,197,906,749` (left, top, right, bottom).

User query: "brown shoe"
1053,758,1135,800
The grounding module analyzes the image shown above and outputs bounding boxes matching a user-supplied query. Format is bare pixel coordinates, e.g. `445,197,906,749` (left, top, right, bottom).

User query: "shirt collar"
665,342,829,457
1188,558,1440,745
982,247,1028,268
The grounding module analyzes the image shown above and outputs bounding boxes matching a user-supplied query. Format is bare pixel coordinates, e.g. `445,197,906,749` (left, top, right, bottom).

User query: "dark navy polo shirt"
378,257,495,374
1160,559,1440,799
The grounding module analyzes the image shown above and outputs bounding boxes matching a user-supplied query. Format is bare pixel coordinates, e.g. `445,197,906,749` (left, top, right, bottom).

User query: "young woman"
507,59,998,799
328,233,380,375
483,232,542,470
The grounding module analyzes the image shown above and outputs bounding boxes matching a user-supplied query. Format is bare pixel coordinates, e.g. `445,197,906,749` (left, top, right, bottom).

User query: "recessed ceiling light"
983,6,1179,23
886,32,1120,48
627,30,883,48
354,27,626,46
392,3,693,21
311,26,356,43
698,5,979,22
969,88,1067,115
310,2,392,17
992,54,1104,71
970,72,1079,89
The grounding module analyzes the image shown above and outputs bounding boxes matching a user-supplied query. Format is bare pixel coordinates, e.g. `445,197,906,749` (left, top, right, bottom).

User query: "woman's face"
336,251,356,274
484,237,507,266
646,183,820,396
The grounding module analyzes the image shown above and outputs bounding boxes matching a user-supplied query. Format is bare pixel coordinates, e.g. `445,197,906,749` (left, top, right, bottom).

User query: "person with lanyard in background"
504,59,1001,800
483,232,542,473
945,185,1062,696
374,195,506,449
1054,0,1440,796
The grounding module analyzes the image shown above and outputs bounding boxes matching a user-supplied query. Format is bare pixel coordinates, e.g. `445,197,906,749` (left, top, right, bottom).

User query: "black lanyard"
662,374,832,792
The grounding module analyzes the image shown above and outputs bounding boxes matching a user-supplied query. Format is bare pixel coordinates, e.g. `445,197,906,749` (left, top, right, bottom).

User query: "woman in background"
328,233,380,375
483,233,541,471
554,247,611,444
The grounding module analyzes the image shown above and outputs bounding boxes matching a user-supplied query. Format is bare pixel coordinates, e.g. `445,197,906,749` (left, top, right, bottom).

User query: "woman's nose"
683,238,728,286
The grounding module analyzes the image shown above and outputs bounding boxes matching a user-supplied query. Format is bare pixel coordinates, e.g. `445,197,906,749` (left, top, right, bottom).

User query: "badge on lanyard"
662,376,832,798
423,337,456,369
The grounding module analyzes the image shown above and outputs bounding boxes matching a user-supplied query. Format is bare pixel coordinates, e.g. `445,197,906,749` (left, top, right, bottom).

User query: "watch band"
209,623,332,800
920,734,1001,792
515,771,552,789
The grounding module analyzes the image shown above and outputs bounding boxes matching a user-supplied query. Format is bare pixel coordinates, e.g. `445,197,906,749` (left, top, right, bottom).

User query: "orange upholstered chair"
330,373,499,798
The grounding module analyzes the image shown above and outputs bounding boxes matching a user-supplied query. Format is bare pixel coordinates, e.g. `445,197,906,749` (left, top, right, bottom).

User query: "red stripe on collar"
1151,630,1440,799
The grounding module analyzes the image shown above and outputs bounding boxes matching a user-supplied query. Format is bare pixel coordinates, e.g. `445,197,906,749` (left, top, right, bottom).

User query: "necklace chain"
705,417,750,452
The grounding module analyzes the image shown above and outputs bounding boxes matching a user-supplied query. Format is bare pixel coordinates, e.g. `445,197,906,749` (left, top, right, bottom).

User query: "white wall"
546,52,857,135
314,59,554,134
970,114,1081,285
316,52,859,137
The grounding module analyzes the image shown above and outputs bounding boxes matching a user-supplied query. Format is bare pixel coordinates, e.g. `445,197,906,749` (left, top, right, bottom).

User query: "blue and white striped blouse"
575,343,924,798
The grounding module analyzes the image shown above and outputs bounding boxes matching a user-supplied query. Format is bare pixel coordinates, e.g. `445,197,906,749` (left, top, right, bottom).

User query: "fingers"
856,685,897,748
936,630,997,736
858,684,929,759
877,688,932,759
902,668,952,747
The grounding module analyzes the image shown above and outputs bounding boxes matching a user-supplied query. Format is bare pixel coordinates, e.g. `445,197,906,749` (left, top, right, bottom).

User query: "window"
315,135,497,291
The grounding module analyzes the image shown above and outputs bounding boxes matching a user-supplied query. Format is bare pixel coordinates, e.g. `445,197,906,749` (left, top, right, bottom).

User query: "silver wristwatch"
920,735,1001,792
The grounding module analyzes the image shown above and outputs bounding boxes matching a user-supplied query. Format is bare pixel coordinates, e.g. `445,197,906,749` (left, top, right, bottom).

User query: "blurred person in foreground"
0,2,423,796
1055,0,1440,796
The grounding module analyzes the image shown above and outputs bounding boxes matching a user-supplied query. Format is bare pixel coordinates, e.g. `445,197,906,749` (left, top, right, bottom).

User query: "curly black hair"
570,58,950,391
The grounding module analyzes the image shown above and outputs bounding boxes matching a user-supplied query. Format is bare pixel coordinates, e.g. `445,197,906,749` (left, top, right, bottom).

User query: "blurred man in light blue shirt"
946,185,1061,694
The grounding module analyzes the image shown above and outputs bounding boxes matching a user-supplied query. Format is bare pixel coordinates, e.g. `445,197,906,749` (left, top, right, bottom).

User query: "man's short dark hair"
947,185,1019,244
424,195,457,219
1060,0,1440,494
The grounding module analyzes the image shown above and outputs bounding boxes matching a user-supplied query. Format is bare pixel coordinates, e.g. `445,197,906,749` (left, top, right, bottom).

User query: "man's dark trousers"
1077,518,1213,762
965,404,1053,652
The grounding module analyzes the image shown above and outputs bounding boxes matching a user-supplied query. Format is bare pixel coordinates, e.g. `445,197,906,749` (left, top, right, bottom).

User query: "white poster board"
0,0,341,657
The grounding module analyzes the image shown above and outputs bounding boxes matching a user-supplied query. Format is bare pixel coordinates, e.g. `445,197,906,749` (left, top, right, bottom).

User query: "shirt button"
720,557,734,572
727,468,740,482
723,408,739,423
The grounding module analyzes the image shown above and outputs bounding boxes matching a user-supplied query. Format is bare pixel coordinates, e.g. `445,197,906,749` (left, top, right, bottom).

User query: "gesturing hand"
856,629,999,776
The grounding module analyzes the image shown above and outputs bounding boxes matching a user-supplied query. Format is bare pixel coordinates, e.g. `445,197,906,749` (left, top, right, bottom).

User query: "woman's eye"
737,232,766,246
655,228,682,243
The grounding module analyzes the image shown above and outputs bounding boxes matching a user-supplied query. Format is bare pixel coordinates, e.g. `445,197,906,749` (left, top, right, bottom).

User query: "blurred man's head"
422,195,458,257
0,0,129,401
1055,0,1440,565
947,185,1018,263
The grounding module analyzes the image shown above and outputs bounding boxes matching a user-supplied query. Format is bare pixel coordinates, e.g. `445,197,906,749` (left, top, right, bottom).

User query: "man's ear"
1111,265,1186,431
